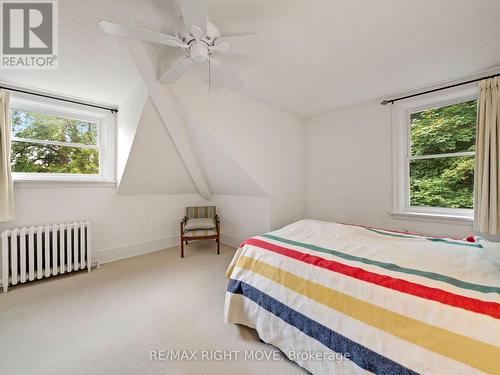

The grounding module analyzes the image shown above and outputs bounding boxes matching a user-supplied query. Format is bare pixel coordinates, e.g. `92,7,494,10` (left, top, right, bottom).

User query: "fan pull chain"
208,55,212,96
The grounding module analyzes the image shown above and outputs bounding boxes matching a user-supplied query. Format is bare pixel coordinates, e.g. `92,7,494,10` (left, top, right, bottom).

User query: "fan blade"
99,20,187,49
190,26,203,39
178,0,207,35
210,42,229,53
216,34,277,55
160,57,193,84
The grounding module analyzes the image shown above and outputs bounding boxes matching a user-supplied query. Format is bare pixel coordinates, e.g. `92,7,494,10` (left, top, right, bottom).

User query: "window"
10,93,116,182
11,110,100,174
392,87,478,222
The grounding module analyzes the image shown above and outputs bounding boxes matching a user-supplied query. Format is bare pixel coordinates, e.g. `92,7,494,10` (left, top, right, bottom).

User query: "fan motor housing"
178,21,221,44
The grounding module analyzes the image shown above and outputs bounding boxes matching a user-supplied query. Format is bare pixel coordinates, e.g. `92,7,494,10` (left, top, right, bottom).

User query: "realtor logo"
1,0,58,69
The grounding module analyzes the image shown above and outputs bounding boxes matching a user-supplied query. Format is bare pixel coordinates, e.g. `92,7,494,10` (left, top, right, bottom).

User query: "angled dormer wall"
118,97,198,195
116,83,148,183
171,75,304,231
117,42,305,245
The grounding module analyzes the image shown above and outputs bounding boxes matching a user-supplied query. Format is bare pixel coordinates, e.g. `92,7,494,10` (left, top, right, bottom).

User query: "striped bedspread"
224,220,500,374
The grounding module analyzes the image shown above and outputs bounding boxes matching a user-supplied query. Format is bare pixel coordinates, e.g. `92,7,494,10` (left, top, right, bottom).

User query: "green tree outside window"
11,110,100,175
409,100,477,209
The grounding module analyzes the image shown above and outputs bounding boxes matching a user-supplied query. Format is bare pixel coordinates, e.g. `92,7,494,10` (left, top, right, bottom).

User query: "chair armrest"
215,214,220,233
180,216,187,233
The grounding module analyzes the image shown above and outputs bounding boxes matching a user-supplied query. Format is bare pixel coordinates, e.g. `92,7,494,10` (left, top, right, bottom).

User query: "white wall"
0,185,273,263
213,195,271,247
305,99,481,238
0,184,209,263
172,75,305,230
0,75,305,268
5,75,491,272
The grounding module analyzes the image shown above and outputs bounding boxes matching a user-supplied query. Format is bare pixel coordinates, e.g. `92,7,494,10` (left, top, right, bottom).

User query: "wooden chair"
180,206,220,258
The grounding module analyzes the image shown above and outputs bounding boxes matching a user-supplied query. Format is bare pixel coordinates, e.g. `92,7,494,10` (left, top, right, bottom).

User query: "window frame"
391,86,478,223
10,92,116,183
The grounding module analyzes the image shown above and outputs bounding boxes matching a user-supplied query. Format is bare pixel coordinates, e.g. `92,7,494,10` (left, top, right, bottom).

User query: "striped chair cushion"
183,229,217,238
185,218,216,230
186,206,216,219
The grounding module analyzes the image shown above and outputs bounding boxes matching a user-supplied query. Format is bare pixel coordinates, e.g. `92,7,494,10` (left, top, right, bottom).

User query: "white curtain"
474,77,500,234
0,89,14,222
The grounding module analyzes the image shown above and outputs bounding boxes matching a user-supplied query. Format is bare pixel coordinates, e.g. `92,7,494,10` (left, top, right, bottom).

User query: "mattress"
224,219,500,374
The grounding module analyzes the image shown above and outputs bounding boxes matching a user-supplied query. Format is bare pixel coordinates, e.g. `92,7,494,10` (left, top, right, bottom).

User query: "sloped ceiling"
0,0,171,109
172,93,266,196
206,0,500,117
0,0,499,118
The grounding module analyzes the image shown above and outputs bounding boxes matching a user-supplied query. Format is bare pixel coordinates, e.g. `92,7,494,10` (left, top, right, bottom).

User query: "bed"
224,219,500,374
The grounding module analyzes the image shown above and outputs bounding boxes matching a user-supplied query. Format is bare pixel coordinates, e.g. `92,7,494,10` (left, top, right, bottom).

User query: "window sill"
14,179,117,189
390,210,473,225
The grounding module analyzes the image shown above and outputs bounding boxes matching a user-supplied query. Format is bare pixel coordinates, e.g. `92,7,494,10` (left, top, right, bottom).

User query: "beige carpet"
0,241,307,375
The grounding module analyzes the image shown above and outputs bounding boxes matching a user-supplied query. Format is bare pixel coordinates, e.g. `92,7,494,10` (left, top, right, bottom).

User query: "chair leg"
217,237,220,255
181,237,184,258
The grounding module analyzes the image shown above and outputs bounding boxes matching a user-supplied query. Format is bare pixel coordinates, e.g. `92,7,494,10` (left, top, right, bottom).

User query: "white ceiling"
0,0,170,108
1,0,499,117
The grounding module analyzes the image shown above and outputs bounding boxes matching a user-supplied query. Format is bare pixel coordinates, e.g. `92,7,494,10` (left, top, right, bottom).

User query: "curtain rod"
0,84,118,113
381,72,500,105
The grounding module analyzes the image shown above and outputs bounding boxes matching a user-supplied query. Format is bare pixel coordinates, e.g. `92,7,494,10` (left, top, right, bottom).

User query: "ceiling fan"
99,0,272,90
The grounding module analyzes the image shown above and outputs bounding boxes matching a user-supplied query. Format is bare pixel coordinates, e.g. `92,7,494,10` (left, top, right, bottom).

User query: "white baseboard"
94,233,243,265
95,235,180,264
220,234,243,249
1,234,244,291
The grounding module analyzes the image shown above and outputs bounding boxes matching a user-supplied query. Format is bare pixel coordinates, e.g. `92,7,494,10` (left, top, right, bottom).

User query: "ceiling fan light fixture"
99,1,257,90
190,42,208,63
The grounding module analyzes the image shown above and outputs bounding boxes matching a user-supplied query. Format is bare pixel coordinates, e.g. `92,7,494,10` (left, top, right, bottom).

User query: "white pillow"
185,218,216,231
477,237,500,266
